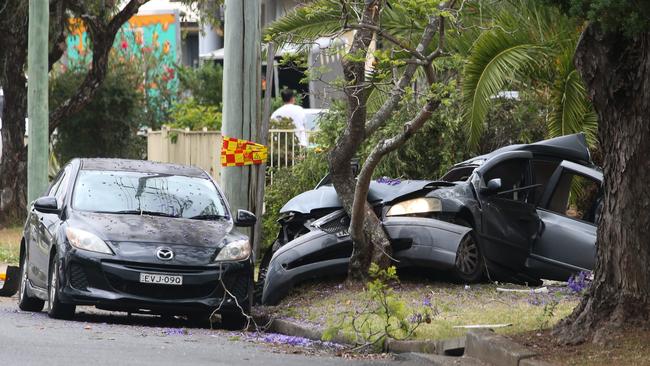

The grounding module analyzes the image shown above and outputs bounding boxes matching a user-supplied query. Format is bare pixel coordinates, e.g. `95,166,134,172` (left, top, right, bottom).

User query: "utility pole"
27,0,49,203
221,0,261,241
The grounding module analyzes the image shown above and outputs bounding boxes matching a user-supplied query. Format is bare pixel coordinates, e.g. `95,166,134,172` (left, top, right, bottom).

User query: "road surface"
0,295,421,366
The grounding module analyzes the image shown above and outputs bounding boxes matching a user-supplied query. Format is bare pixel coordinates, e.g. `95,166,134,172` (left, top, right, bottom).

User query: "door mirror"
33,196,60,214
234,209,257,227
482,178,502,195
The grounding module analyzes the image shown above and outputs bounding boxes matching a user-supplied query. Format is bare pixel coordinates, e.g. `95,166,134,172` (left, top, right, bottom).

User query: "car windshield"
72,170,228,219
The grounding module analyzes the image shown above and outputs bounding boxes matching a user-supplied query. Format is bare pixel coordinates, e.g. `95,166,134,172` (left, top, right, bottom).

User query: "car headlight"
215,239,251,261
386,197,442,216
65,227,114,255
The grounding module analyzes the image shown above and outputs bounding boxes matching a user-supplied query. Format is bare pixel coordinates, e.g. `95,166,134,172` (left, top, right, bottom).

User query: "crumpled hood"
68,211,233,248
280,180,433,215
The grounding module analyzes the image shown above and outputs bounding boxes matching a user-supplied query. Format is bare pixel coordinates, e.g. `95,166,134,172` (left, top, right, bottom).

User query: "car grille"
69,263,89,291
105,273,219,300
319,215,350,235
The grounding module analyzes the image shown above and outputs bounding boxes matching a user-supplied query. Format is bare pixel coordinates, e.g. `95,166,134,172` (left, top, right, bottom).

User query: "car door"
474,151,542,273
32,166,71,288
27,170,64,288
526,161,602,281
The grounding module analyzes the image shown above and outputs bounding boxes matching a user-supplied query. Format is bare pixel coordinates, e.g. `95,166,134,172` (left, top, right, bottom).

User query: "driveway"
0,296,417,366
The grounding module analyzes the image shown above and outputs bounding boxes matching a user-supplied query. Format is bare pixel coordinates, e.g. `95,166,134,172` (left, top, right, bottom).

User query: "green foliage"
177,63,223,107
322,265,437,350
168,98,222,131
461,0,597,150
548,0,650,35
263,0,345,47
50,62,145,164
536,292,562,331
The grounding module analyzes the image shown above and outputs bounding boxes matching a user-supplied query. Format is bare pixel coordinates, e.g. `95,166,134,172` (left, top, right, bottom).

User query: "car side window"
47,171,65,197
54,166,73,206
546,170,601,224
483,158,530,202
531,159,560,203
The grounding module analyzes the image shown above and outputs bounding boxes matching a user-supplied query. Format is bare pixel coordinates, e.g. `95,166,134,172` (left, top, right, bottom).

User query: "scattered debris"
497,287,548,294
452,324,513,329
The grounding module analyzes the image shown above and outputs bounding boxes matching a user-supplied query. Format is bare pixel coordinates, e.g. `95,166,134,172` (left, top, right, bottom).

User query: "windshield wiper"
188,214,229,221
104,210,180,218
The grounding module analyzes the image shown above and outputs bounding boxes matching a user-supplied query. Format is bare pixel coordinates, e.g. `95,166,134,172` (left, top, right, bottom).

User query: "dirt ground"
511,328,650,366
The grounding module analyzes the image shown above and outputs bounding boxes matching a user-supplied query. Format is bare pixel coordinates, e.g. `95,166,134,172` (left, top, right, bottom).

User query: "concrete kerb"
252,315,463,354
253,316,555,365
465,329,540,366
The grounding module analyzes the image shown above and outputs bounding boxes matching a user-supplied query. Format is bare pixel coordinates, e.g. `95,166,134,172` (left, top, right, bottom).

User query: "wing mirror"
481,178,502,195
33,196,60,214
234,209,257,227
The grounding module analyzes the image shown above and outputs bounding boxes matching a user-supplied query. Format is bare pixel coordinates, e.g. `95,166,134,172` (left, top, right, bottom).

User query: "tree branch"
49,0,149,134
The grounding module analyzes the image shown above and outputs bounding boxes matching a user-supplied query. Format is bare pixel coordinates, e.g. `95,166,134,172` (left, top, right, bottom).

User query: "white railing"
267,129,317,184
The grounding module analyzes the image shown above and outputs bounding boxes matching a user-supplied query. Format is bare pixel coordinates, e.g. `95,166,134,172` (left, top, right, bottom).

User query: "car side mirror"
482,178,502,195
33,196,60,214
234,209,257,227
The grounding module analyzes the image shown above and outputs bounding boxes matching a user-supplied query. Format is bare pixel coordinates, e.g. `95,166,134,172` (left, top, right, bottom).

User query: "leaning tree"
265,0,469,280
0,0,150,226
547,0,650,343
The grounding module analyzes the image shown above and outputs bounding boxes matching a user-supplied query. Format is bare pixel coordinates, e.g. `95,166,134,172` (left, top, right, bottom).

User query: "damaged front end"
261,208,472,305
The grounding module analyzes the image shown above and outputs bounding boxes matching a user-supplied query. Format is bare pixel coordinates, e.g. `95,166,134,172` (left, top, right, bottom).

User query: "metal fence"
147,127,315,185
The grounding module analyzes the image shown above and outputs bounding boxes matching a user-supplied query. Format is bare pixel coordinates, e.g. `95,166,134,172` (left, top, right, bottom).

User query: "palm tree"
461,0,597,149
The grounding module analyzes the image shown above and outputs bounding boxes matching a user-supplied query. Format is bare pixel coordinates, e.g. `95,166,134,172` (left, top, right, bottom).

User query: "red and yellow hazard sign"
221,136,268,167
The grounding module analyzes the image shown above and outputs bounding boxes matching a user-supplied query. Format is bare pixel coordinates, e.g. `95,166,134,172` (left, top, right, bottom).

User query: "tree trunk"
328,0,389,282
0,30,29,227
554,24,650,344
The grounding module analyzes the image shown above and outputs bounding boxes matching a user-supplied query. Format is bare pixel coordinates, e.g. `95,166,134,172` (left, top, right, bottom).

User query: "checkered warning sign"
220,136,268,167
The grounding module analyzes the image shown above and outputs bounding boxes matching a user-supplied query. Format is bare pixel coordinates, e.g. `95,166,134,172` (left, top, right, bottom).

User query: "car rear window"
72,170,228,219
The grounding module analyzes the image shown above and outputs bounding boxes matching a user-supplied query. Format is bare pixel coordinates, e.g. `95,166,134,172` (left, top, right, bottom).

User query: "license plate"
139,273,183,286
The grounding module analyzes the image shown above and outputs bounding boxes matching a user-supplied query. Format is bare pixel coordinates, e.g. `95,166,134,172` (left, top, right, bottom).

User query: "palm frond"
263,0,345,49
547,49,598,145
461,29,547,148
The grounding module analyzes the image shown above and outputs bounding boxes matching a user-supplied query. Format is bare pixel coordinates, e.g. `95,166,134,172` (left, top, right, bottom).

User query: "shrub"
51,62,145,164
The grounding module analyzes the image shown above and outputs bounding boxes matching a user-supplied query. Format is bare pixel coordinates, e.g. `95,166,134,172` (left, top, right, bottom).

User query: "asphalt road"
0,296,420,366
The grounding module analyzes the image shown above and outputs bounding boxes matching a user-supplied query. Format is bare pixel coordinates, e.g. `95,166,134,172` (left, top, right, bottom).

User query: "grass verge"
264,274,580,341
0,227,22,265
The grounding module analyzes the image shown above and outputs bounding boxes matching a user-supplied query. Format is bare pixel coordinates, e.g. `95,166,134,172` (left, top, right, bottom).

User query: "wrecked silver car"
262,134,603,305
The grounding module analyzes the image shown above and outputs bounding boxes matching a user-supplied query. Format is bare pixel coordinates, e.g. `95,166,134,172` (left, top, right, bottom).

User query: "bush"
51,62,145,164
177,62,223,107
168,98,222,131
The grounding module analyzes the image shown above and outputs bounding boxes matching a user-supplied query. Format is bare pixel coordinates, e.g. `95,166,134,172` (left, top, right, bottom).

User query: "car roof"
457,133,593,167
78,158,208,178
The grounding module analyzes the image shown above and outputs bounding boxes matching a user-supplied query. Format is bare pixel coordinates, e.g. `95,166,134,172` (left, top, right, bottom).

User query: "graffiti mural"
65,13,181,127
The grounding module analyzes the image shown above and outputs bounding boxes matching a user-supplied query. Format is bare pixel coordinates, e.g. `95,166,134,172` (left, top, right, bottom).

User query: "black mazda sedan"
17,159,256,329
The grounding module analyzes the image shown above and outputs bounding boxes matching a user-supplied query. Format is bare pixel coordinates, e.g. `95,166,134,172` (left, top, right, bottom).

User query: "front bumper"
58,249,252,314
261,217,471,305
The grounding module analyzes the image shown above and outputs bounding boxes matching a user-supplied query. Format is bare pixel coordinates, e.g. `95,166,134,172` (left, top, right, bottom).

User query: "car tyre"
17,253,45,312
452,219,485,283
47,253,76,320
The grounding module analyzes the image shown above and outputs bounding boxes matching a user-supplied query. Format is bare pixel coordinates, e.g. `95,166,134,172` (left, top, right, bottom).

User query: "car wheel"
17,253,45,312
253,247,274,304
452,219,485,283
47,253,76,320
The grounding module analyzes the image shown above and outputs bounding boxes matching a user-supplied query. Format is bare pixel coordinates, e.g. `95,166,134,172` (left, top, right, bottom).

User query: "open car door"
525,160,602,280
474,151,542,275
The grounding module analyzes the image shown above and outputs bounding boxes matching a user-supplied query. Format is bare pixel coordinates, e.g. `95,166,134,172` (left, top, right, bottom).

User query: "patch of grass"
0,226,22,265
269,277,580,341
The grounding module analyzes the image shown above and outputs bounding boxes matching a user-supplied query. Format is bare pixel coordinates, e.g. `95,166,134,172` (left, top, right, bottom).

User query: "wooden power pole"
222,0,261,247
27,0,49,203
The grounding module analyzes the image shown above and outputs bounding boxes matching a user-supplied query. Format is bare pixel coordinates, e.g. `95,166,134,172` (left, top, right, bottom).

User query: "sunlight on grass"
273,280,579,341
0,227,22,265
